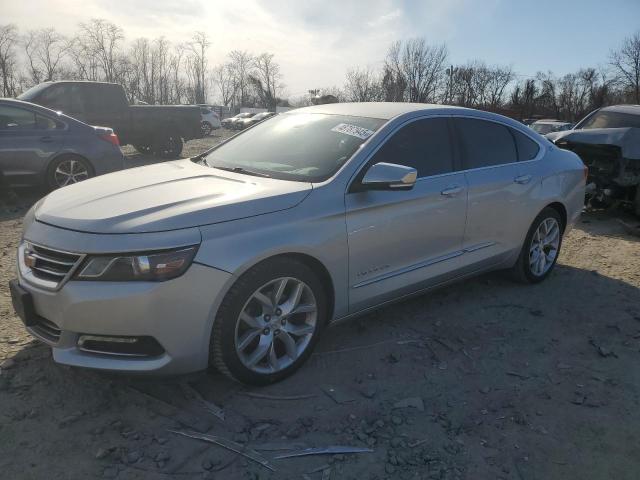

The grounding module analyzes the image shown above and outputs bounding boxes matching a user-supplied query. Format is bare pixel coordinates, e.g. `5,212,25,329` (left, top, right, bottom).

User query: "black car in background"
18,81,202,158
0,99,124,189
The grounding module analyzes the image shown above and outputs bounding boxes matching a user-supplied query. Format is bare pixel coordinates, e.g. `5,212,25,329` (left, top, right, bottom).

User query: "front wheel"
210,258,327,385
510,207,563,283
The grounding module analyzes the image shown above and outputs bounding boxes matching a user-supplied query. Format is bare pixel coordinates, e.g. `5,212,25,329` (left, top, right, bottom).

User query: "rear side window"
455,118,517,169
512,129,540,161
371,118,454,177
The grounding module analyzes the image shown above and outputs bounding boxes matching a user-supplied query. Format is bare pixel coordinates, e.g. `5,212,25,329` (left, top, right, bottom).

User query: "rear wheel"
210,258,327,385
46,155,94,190
153,134,183,159
510,207,563,283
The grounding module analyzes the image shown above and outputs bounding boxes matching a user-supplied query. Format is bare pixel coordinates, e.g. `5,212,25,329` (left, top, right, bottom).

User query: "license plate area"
9,279,37,327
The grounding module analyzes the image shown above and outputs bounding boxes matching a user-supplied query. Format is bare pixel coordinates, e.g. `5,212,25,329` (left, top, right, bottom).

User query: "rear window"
455,118,517,169
512,129,540,161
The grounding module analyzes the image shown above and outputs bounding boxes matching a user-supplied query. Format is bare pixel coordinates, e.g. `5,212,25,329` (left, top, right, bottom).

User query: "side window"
371,118,454,177
35,114,61,130
0,105,37,130
512,129,540,161
85,84,122,113
455,118,517,169
36,84,69,112
68,84,87,116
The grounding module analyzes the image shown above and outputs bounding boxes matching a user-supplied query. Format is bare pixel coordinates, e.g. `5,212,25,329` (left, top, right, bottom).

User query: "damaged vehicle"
547,105,640,215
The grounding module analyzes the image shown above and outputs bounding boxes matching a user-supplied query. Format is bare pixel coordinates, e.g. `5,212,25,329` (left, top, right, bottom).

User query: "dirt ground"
1,132,640,480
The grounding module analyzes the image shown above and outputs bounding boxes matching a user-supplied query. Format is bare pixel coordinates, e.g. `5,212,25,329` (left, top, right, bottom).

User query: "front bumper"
16,256,232,375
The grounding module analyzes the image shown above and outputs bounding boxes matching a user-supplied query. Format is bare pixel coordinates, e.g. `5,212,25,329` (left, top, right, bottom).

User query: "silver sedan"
10,103,586,384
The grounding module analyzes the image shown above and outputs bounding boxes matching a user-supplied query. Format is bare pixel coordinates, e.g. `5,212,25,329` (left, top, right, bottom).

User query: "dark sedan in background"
0,99,124,189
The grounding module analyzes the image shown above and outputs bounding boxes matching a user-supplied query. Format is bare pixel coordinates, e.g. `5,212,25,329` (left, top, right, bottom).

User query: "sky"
3,0,640,98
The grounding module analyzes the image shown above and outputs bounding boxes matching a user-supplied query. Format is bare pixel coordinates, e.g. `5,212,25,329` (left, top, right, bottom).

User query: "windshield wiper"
210,165,271,178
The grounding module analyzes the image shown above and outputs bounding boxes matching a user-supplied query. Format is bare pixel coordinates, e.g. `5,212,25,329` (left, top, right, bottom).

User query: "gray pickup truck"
18,81,202,158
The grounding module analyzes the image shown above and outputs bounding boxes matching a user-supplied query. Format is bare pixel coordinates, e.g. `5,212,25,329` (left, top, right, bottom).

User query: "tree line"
0,19,285,109
301,32,640,122
1,18,639,121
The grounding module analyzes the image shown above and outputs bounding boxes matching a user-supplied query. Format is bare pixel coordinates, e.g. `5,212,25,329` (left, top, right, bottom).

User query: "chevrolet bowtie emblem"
24,252,37,268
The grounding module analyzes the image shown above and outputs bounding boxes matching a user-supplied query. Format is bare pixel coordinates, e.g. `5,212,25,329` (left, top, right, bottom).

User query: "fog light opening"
77,335,165,357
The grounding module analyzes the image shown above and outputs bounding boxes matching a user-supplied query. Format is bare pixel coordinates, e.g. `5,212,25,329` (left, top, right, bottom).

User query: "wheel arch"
545,201,567,232
231,252,336,323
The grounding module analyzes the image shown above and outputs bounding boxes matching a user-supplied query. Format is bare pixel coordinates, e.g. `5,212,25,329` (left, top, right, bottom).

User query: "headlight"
75,246,198,282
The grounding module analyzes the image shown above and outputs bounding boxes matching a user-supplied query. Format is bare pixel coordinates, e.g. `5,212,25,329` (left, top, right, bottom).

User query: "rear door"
453,117,538,267
345,117,468,312
0,104,66,186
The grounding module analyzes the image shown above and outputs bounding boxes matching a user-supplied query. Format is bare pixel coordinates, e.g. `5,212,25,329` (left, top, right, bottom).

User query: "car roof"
0,98,85,126
290,102,461,120
600,104,640,115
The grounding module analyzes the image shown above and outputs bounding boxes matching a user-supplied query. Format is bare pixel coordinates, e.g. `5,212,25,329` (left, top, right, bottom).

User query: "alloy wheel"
529,217,560,276
54,159,89,187
234,277,317,374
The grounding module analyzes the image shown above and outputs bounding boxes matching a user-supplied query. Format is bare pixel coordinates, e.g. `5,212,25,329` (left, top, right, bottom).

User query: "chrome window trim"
346,112,547,192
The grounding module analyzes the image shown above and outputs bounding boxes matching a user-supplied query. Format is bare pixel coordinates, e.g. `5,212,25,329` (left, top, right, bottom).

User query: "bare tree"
344,67,381,102
0,24,20,96
77,18,124,82
401,38,448,103
227,50,254,107
23,28,69,84
250,53,283,109
610,31,640,103
185,32,209,104
381,40,406,101
212,63,235,106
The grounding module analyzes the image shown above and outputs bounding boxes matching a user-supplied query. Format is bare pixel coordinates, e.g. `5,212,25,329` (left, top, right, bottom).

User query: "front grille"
24,243,83,288
30,317,62,343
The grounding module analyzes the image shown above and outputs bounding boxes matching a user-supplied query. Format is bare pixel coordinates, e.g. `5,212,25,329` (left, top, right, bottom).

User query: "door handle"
39,136,53,143
440,185,463,196
514,174,532,184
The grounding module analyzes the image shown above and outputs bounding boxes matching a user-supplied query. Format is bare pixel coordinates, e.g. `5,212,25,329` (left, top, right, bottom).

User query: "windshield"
204,112,385,182
577,110,640,129
17,82,51,101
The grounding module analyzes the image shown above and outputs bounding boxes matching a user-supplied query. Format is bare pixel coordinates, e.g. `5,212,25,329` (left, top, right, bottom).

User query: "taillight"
99,132,120,147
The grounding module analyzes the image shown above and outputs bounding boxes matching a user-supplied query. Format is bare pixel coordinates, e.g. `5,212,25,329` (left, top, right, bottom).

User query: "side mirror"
361,162,417,191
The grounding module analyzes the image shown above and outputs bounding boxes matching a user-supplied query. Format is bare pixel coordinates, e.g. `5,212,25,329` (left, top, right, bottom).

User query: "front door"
345,117,467,313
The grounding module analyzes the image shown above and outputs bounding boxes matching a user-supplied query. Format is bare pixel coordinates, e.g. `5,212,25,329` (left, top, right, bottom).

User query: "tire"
46,155,94,190
201,121,212,137
133,144,152,154
153,134,183,159
510,207,564,284
210,257,328,385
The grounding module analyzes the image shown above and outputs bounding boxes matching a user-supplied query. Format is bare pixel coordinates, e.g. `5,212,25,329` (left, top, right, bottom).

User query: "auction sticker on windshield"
331,123,375,140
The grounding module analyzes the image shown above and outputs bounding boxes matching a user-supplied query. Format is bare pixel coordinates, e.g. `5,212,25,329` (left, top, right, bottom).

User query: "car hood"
35,160,312,234
547,127,640,159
